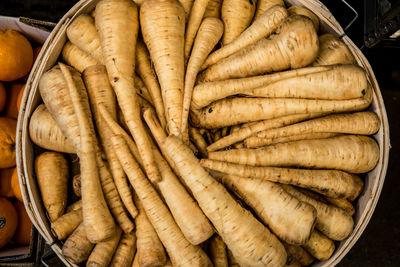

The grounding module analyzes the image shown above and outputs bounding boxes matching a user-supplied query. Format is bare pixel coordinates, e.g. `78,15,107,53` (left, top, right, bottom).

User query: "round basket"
16,0,390,266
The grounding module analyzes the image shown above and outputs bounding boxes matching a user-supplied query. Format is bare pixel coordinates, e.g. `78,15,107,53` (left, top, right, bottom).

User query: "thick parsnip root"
202,5,288,69
221,0,256,45
204,0,222,18
312,34,356,66
96,0,162,184
87,227,122,267
35,152,69,222
51,208,82,240
282,185,354,241
255,0,285,20
283,243,314,266
62,42,99,73
110,232,137,267
182,17,223,139
140,0,185,137
302,230,335,261
213,172,316,245
207,113,324,152
288,6,319,30
161,136,287,267
325,197,355,216
66,14,103,63
134,195,167,267
135,40,167,128
84,65,138,219
110,135,212,267
209,135,379,174
209,235,228,267
199,15,319,82
62,223,94,264
245,132,338,148
201,159,363,200
178,0,194,19
189,127,209,158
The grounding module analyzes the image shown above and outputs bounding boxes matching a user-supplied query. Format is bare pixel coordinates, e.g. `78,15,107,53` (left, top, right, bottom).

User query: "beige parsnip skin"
288,6,319,31
204,0,222,18
62,223,94,264
209,235,229,267
325,197,355,216
255,0,285,19
283,243,314,266
302,230,335,261
312,33,356,66
87,227,122,267
110,232,137,267
62,42,99,73
51,208,82,240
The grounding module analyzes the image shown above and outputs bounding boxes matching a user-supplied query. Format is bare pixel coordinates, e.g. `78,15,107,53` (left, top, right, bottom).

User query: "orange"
13,201,32,245
5,83,24,119
0,30,33,82
0,82,5,112
16,84,25,112
11,168,22,202
0,197,18,248
0,168,15,198
0,117,17,168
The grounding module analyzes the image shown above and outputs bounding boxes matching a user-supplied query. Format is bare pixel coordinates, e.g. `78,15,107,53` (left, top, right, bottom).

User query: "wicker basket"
16,0,390,266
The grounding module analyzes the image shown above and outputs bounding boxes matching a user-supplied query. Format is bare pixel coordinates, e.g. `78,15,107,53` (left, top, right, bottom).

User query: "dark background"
1,0,399,266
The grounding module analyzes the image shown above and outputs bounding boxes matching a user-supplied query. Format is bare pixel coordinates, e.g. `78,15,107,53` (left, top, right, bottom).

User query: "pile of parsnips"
28,0,380,266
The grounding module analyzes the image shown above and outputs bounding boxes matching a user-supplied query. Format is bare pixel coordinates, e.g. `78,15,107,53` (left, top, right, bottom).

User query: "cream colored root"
209,235,228,267
255,0,285,20
302,230,335,261
136,40,166,128
110,232,137,267
221,0,257,45
245,132,338,148
51,208,82,240
204,0,222,18
134,74,154,106
87,227,122,267
62,223,94,264
66,200,82,213
161,136,287,267
189,127,208,158
66,14,103,63
202,5,288,69
62,42,99,73
288,6,319,30
207,113,324,152
313,33,356,66
325,197,355,216
283,243,314,266
201,159,364,200
182,17,223,137
110,135,212,267
178,0,194,19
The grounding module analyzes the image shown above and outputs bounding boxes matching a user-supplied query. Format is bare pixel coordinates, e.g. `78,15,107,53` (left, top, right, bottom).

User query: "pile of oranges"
0,29,41,249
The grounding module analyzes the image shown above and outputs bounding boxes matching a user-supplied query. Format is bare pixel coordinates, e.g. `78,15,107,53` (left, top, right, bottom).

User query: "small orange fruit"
0,168,15,198
16,84,25,112
13,201,32,245
0,30,33,82
0,117,17,168
0,197,18,248
5,83,24,119
11,168,23,202
0,82,6,112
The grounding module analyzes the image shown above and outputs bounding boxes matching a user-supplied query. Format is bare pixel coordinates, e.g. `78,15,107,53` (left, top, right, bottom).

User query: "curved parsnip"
209,235,228,267
87,227,122,267
255,0,284,19
302,230,335,261
51,208,82,240
62,42,99,73
110,232,137,267
312,34,356,66
62,223,94,264
288,6,319,31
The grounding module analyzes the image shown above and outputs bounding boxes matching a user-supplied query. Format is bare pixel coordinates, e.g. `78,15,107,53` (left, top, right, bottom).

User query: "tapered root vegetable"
182,17,223,138
209,235,228,267
214,172,316,244
207,113,324,152
134,75,154,106
253,111,380,140
283,243,314,266
312,33,356,66
72,174,81,198
87,227,122,267
204,0,222,18
255,0,284,20
96,0,162,184
83,65,138,219
202,5,288,69
288,6,319,30
35,152,68,222
184,0,210,61
135,40,166,128
325,197,355,216
178,0,194,19
246,132,339,148
62,42,99,73
51,208,82,240
134,195,167,267
302,230,335,261
246,64,369,100
29,104,75,153
201,159,364,200
140,0,185,137
189,127,208,158
110,135,212,267
66,14,103,63
192,86,373,128
192,66,330,110
209,135,379,174
110,232,137,267
161,136,287,267
67,200,82,213
221,0,257,45
62,223,94,264
282,185,353,241
59,63,115,242
199,15,319,82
